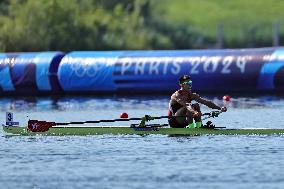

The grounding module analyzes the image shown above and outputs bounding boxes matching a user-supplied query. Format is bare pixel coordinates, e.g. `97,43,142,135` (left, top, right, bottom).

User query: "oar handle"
202,110,222,121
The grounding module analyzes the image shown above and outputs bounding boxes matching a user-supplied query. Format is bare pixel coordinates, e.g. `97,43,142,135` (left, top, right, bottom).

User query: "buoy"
120,112,129,118
223,95,231,102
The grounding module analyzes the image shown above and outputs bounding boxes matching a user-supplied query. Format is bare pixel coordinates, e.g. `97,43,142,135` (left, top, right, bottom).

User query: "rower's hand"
221,106,227,112
193,111,202,117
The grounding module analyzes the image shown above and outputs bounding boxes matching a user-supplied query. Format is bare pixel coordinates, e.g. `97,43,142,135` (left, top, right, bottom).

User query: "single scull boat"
3,125,284,136
3,112,284,136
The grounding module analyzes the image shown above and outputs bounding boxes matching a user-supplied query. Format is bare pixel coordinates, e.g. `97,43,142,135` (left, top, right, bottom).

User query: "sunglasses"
181,81,192,86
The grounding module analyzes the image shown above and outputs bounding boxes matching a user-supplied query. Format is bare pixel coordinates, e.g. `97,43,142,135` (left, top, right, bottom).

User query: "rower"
168,75,227,128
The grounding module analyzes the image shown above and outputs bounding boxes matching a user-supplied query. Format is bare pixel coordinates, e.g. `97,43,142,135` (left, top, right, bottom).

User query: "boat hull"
3,126,284,136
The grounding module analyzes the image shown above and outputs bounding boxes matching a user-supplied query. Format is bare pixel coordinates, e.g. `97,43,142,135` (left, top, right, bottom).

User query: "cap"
179,75,191,83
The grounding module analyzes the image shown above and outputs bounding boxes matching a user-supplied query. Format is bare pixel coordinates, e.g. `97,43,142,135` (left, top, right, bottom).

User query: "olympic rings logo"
68,59,106,78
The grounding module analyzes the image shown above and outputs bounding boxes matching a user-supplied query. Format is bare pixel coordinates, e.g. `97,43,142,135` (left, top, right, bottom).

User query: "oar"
55,115,170,126
28,115,173,131
31,110,223,126
27,110,225,132
56,110,222,126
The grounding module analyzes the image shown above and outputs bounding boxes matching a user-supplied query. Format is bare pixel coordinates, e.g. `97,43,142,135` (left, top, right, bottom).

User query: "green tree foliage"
0,0,281,52
0,0,179,51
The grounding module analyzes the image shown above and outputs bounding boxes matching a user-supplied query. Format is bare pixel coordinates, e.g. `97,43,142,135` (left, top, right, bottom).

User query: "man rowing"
168,75,227,128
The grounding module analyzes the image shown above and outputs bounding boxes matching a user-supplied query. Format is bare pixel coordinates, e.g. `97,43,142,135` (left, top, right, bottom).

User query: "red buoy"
120,112,129,118
223,95,231,102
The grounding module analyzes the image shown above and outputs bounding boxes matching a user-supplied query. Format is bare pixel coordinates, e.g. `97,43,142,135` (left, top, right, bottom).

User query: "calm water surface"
1,95,284,189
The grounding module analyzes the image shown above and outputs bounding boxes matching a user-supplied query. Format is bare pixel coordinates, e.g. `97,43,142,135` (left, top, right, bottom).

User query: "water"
1,95,284,189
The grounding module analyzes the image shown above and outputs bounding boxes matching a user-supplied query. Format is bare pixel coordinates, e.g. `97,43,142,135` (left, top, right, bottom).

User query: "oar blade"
27,120,56,132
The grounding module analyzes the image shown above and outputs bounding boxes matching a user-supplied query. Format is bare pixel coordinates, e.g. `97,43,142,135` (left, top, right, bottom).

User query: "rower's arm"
192,93,221,110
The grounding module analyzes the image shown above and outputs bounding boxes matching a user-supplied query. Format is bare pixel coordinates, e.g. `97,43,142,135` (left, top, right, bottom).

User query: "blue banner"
58,48,284,93
0,52,64,94
257,49,284,91
2,48,284,94
0,54,15,91
58,51,124,92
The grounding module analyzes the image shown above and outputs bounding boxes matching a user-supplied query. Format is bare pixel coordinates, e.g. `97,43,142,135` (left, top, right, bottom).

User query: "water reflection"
0,95,284,112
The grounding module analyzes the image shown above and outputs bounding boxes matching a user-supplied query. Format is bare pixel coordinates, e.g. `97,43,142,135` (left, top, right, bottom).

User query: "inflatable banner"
0,52,64,95
58,48,284,93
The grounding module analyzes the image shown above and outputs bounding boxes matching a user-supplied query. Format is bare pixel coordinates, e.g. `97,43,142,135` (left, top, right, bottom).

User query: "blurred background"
0,0,283,52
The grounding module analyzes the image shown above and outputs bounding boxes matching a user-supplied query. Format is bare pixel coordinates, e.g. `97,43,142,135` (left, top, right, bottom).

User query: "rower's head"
179,75,192,91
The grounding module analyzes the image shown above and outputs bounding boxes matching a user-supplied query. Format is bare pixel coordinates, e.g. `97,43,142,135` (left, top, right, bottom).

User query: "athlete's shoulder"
171,90,182,99
191,92,200,99
170,90,177,97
